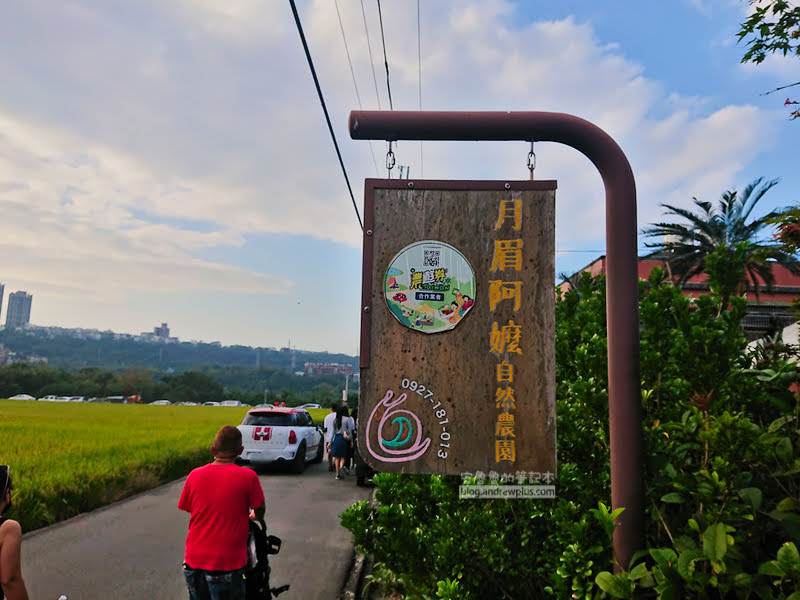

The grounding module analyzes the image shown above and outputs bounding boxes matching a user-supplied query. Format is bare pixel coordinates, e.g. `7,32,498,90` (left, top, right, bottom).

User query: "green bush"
341,269,800,598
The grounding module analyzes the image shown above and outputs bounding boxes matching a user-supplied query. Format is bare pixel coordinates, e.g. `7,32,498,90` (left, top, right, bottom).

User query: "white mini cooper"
237,407,324,473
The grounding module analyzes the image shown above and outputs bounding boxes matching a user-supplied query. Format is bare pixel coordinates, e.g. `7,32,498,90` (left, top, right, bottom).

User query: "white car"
219,400,243,407
237,407,324,474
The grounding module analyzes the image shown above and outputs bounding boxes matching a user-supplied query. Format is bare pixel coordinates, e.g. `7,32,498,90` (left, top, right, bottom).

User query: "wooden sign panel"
358,179,557,476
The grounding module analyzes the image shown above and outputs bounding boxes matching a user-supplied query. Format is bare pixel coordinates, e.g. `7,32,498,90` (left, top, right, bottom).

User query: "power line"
376,0,393,110
288,0,363,230
760,81,800,96
334,0,379,176
417,0,423,177
360,0,382,110
334,0,362,108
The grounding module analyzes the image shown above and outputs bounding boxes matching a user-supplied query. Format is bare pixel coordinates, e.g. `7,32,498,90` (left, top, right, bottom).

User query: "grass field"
0,400,251,532
306,407,329,424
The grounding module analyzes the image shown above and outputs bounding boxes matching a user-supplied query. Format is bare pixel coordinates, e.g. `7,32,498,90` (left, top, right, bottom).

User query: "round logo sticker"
384,240,476,334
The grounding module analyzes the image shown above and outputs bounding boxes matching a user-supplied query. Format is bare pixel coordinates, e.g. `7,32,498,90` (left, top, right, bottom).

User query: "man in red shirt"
179,425,265,600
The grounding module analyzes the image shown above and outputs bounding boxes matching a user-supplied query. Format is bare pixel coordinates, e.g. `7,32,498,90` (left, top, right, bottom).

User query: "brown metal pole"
349,110,642,568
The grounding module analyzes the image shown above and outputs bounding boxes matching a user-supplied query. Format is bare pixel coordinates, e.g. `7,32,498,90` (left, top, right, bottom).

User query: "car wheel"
311,439,324,464
291,443,306,474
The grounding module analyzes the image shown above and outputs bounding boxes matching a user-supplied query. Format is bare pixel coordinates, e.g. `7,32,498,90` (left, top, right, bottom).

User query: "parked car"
8,394,35,400
237,407,324,474
203,401,220,406
298,403,321,409
219,400,243,407
150,400,171,405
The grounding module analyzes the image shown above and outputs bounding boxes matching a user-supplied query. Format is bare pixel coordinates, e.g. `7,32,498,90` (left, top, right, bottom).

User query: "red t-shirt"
178,462,265,571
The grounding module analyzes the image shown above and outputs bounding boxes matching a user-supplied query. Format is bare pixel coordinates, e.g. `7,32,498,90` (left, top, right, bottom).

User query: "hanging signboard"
358,179,557,477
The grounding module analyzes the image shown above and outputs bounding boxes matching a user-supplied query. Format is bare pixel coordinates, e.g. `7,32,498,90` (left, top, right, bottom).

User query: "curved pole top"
349,110,635,191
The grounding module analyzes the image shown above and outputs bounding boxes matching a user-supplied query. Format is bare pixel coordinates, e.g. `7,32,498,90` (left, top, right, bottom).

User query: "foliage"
0,327,357,372
737,0,800,119
0,400,249,532
771,207,800,253
642,177,799,310
341,270,800,598
769,206,800,314
595,395,800,598
739,0,800,64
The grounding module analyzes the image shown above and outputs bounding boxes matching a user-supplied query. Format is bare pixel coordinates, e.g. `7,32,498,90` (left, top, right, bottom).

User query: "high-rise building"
6,291,32,329
0,283,4,325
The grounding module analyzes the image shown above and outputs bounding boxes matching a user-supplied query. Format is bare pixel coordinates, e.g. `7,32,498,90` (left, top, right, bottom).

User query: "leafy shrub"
342,269,800,598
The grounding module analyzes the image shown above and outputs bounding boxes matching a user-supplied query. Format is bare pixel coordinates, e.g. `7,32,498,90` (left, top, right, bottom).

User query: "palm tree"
642,177,799,308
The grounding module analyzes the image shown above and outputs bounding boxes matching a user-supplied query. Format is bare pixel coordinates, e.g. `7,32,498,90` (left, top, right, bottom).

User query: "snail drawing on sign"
367,389,431,463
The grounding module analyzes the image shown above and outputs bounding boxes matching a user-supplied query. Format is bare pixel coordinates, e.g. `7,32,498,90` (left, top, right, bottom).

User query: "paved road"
22,461,371,600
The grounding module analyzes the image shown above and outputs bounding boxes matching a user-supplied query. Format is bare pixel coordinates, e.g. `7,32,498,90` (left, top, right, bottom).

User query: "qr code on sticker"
423,249,440,267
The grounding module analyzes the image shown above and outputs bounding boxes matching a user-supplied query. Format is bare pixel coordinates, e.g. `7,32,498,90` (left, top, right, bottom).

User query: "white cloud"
166,0,289,44
0,0,787,349
0,111,290,300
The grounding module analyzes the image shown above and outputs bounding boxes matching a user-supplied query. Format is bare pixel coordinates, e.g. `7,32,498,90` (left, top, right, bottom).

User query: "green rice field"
0,399,251,532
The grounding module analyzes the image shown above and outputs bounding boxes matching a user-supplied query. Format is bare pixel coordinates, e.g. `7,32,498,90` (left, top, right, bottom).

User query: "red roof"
562,255,800,304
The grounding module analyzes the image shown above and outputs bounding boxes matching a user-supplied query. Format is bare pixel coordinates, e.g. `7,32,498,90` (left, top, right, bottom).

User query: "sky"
0,0,798,355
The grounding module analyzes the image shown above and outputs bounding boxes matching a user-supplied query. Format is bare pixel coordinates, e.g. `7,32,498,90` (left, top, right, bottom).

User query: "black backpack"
244,518,289,599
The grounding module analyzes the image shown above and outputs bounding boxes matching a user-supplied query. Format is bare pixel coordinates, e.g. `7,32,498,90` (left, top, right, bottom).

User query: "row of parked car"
5,394,248,405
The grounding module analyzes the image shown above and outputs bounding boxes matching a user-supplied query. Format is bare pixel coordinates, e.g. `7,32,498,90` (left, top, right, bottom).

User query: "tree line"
0,328,356,372
0,363,357,407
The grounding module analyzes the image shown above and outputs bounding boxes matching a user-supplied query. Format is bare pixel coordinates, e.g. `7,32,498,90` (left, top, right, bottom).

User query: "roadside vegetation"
342,268,800,598
342,184,800,598
0,400,249,532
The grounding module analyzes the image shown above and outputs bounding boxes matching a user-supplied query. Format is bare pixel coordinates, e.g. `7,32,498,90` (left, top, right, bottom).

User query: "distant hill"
0,327,358,373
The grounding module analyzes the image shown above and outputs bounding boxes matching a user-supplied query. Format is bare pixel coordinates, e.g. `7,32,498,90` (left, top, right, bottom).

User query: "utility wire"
334,0,380,176
335,0,362,108
760,80,800,96
417,0,423,177
360,0,382,110
289,0,363,230
376,0,393,110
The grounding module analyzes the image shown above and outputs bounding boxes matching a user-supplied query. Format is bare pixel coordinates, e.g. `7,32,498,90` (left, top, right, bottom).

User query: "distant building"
560,253,800,341
138,322,178,343
5,291,32,329
304,362,354,377
0,283,4,324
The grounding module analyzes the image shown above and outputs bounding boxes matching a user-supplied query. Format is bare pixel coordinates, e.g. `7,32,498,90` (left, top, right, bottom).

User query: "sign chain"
527,141,536,181
386,141,396,178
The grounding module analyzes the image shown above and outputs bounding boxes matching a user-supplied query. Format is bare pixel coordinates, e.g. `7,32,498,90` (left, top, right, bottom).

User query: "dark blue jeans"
182,563,245,600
